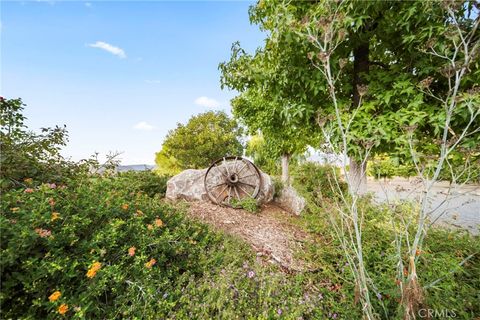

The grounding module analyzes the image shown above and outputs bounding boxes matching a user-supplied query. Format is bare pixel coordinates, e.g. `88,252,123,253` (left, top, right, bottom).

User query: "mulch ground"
187,201,314,271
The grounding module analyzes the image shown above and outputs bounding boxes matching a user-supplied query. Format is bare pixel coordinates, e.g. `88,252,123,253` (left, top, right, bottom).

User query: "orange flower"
135,209,143,217
415,249,421,256
58,304,69,315
121,203,129,210
147,224,153,230
24,188,34,193
24,178,33,184
145,258,156,269
86,262,102,279
49,198,56,207
128,246,136,257
51,212,60,221
49,291,61,302
154,218,163,227
10,207,20,212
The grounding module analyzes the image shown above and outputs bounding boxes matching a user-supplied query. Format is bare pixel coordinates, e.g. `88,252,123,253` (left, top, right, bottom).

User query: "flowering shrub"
0,177,233,318
1,175,362,319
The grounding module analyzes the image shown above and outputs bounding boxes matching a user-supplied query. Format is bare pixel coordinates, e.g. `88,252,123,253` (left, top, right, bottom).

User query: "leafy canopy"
223,0,479,170
155,111,244,171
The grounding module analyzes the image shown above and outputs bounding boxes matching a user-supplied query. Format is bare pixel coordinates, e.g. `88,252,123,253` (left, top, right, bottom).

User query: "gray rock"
275,185,306,216
165,167,274,204
166,169,209,202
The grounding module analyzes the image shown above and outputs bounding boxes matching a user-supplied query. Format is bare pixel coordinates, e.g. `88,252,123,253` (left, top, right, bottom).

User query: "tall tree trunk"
352,42,369,109
349,158,367,195
350,41,370,195
281,153,290,185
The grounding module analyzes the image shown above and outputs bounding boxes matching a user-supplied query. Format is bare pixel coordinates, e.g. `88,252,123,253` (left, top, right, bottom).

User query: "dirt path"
187,201,312,271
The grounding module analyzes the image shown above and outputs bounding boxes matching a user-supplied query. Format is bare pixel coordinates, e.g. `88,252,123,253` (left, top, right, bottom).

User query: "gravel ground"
368,178,480,235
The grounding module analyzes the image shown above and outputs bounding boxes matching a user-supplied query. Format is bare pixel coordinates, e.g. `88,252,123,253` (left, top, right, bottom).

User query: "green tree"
221,1,479,318
220,44,318,184
245,134,280,175
155,111,244,171
224,0,479,192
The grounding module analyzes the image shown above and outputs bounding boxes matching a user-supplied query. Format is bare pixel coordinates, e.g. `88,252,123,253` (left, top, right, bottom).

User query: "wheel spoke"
226,186,232,204
208,182,226,189
214,163,228,178
215,185,229,202
233,186,241,200
238,173,258,180
223,157,230,176
238,181,257,189
237,161,248,175
237,184,253,197
233,157,238,173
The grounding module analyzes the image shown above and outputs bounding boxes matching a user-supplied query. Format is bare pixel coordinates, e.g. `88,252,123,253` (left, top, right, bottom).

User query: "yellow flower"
24,178,33,184
155,218,164,227
58,304,69,315
86,262,102,279
121,203,129,210
128,246,136,257
147,224,153,230
10,207,20,212
145,258,156,269
51,212,60,221
48,291,61,302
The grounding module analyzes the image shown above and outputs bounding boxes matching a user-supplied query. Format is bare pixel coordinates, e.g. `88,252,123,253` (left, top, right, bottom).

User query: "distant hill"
116,164,156,172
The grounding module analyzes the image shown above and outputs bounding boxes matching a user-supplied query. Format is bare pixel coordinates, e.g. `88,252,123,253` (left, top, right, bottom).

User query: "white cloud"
88,41,126,59
194,96,221,109
85,2,92,8
133,121,155,131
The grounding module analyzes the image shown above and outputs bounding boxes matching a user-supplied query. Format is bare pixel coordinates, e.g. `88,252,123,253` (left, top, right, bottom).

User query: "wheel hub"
227,173,239,185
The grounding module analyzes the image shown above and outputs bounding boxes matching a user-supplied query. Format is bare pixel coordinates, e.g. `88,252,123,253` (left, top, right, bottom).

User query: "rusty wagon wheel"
204,156,262,207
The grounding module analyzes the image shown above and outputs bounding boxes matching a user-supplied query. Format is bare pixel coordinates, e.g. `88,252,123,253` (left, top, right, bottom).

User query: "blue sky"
1,0,265,164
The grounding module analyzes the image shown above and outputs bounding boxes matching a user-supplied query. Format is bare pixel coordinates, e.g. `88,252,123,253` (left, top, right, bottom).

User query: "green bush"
356,200,480,318
367,154,416,180
0,97,92,192
291,162,348,208
298,197,480,319
116,170,170,198
231,197,259,213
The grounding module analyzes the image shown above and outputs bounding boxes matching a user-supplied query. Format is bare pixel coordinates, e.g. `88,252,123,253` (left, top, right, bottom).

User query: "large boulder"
275,185,306,216
166,168,274,204
166,169,208,202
